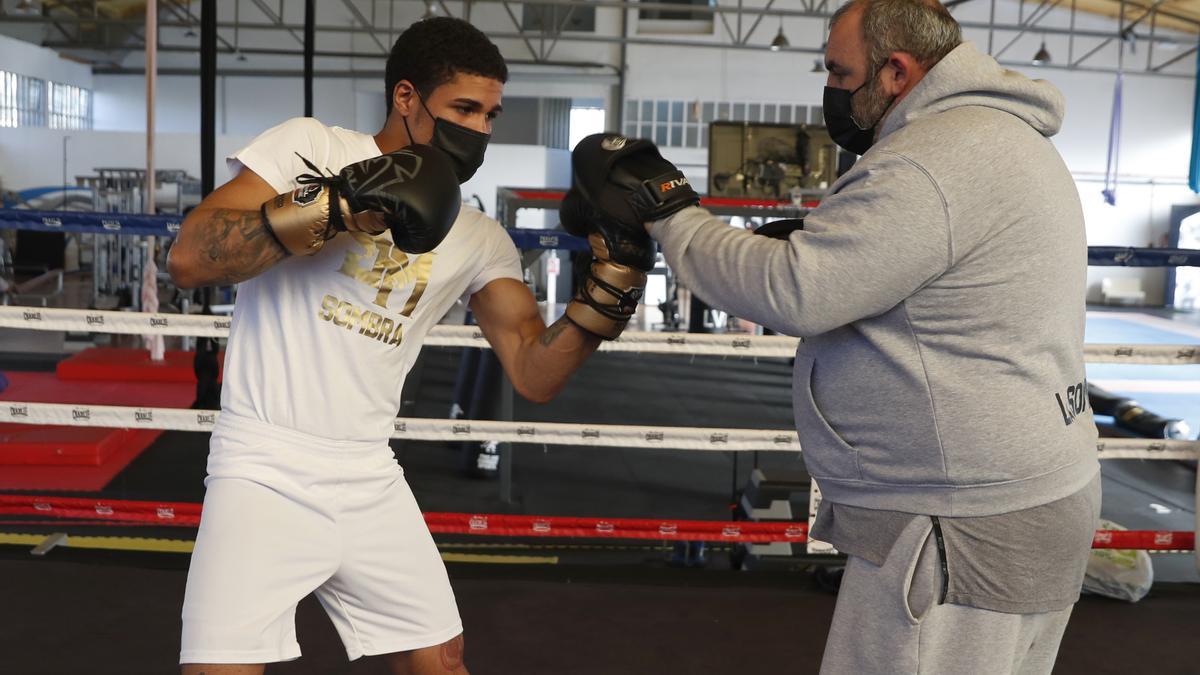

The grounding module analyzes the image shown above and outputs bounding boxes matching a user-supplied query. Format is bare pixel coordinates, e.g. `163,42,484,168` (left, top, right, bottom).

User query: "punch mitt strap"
571,133,699,227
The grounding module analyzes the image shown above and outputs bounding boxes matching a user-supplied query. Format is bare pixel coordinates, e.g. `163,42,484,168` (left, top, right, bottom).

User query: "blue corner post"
1191,48,1200,193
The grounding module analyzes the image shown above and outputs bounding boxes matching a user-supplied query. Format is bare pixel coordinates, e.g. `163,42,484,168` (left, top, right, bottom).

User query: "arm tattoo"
196,208,287,285
538,316,573,347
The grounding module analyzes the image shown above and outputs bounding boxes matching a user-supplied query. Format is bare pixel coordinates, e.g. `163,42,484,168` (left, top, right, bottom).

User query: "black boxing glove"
559,188,655,339
570,133,699,230
560,187,656,271
262,144,461,256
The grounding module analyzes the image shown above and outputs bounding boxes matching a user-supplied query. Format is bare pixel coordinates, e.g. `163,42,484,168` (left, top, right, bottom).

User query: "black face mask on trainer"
822,67,894,156
403,93,490,184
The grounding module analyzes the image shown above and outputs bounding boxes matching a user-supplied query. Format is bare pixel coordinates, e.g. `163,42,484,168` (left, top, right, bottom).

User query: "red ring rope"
0,495,1192,549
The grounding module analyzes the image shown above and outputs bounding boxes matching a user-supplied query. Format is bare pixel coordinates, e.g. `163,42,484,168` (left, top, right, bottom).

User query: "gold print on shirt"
337,232,435,313
319,233,437,347
318,294,405,345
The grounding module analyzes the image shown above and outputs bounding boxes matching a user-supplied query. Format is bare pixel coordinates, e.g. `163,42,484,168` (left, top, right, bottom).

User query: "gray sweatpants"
819,516,1074,675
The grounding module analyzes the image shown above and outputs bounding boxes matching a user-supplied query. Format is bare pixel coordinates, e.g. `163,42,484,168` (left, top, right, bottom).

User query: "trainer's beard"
851,70,894,134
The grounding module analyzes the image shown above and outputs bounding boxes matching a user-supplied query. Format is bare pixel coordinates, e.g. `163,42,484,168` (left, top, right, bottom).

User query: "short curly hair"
384,17,508,115
831,0,961,71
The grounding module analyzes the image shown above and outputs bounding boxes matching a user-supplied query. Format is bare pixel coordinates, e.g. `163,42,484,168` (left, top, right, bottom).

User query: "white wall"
1028,68,1195,179
93,75,201,133
1017,66,1199,304
93,74,371,135
0,32,92,89
0,126,253,193
92,72,615,138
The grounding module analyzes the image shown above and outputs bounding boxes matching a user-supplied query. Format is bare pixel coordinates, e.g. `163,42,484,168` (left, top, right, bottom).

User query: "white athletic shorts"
180,413,462,664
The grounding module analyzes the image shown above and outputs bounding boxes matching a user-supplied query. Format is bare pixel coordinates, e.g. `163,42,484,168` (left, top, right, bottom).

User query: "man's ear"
392,80,416,116
883,52,922,96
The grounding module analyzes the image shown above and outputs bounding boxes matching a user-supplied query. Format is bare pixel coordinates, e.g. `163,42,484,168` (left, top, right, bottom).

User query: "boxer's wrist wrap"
260,154,357,256
261,184,353,256
565,232,647,340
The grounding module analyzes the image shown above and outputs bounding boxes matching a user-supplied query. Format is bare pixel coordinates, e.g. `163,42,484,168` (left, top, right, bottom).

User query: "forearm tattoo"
538,316,573,347
195,208,286,285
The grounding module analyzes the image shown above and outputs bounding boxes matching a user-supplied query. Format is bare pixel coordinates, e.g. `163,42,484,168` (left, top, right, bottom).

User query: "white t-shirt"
219,117,522,442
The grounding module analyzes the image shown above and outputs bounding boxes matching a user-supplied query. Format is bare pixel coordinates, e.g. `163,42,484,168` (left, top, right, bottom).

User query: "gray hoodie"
651,42,1099,517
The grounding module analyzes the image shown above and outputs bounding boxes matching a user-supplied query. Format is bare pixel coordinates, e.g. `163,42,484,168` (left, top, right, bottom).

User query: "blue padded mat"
1084,314,1200,435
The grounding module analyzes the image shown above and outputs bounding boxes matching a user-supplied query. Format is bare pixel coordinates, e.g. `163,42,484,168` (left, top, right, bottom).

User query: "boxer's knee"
384,633,468,675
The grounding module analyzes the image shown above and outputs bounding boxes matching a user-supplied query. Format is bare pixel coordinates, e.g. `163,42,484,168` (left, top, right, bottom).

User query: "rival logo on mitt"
659,177,690,194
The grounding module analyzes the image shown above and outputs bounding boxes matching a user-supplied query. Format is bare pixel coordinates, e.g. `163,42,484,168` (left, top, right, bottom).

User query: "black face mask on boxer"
403,93,490,184
823,65,894,156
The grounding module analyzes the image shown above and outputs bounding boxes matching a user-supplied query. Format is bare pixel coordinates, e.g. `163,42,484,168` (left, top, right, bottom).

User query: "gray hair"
831,0,962,72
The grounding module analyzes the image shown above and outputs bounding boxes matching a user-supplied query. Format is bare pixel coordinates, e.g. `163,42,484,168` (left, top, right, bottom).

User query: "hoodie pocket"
793,355,861,481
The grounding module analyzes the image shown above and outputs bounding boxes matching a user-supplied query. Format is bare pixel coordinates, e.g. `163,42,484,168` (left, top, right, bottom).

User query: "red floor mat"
0,370,197,407
56,347,223,384
0,429,163,491
0,370,199,491
0,425,131,466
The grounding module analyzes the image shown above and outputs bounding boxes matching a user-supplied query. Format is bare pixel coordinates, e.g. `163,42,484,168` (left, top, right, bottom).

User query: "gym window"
49,81,92,130
624,98,824,149
638,0,714,21
0,71,47,128
637,0,715,35
569,102,606,152
522,3,596,32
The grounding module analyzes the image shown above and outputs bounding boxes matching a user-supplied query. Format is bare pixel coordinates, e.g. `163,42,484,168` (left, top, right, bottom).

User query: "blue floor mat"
1086,363,1200,382
1084,314,1200,434
1085,316,1200,345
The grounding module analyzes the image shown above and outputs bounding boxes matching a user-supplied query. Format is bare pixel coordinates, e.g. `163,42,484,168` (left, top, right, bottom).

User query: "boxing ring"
0,308,1197,562
2,201,1200,667
1,206,1198,567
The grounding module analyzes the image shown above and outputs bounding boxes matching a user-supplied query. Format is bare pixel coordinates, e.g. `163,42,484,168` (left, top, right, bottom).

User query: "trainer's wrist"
647,204,704,238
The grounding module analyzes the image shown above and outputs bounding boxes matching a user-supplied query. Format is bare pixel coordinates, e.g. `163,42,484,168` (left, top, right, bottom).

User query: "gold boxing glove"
260,152,396,256
559,188,656,340
564,232,649,339
261,181,387,256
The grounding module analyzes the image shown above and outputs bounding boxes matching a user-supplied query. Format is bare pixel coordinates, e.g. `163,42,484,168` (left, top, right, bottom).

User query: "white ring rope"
1,402,799,451
4,305,1199,456
3,306,1199,362
1,401,1197,459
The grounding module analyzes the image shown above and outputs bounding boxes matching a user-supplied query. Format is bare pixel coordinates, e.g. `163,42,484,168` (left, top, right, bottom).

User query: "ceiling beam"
5,12,1191,44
